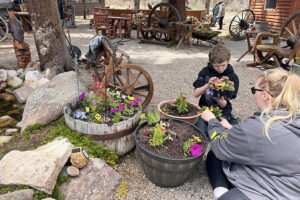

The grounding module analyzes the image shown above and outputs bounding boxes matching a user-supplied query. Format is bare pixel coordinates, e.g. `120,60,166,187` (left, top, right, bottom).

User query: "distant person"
201,69,300,199
211,1,221,27
193,44,239,137
217,0,225,30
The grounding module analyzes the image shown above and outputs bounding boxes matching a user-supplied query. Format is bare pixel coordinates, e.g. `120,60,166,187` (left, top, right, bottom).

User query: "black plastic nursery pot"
134,118,208,188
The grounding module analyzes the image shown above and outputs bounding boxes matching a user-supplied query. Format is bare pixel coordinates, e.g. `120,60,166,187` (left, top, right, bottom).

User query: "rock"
16,121,22,129
59,166,69,177
0,69,7,82
33,63,40,69
66,166,80,177
21,71,87,132
0,82,7,92
60,158,121,200
25,70,45,82
29,78,49,89
0,93,15,101
5,128,19,136
7,70,18,79
0,116,17,128
41,198,56,200
0,189,34,200
7,76,23,88
17,68,24,75
13,86,35,103
0,136,13,147
0,137,73,195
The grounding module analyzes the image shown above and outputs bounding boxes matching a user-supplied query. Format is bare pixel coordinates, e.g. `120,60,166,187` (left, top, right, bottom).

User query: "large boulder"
13,85,35,103
60,158,121,200
0,189,34,200
21,71,87,132
0,69,7,82
0,137,73,195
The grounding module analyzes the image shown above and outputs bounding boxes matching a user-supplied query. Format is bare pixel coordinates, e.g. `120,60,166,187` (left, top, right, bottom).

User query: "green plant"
149,122,171,147
183,135,203,156
212,78,235,92
161,104,171,114
295,56,300,64
175,92,188,114
140,110,160,126
198,106,223,118
22,123,48,139
116,182,127,198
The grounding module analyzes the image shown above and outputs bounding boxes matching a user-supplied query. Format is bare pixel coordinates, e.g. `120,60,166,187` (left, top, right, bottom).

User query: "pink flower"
144,130,149,136
189,143,203,156
110,108,118,113
129,101,136,106
79,92,85,100
119,104,124,110
88,93,93,99
92,100,96,105
135,97,141,103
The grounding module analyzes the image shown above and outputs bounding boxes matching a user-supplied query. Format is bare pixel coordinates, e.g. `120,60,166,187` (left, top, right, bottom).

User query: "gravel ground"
0,15,264,200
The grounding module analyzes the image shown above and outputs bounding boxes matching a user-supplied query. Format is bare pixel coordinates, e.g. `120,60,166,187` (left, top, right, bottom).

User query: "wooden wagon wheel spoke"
134,84,149,90
115,73,125,86
131,72,142,85
133,91,148,97
291,19,297,36
285,27,294,37
126,68,130,84
168,16,177,22
229,9,255,39
107,83,122,90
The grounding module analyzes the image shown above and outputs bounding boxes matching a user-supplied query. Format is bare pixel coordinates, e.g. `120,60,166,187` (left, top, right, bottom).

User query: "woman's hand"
219,117,233,129
201,110,216,122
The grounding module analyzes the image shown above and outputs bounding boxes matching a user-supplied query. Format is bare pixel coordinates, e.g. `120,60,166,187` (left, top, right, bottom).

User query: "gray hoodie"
208,110,300,200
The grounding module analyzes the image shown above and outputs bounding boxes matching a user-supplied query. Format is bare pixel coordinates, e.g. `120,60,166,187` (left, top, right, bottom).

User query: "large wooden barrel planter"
64,105,141,154
158,100,201,125
134,119,207,187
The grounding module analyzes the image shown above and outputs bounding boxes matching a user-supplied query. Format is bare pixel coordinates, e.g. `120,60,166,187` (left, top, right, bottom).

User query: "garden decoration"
140,2,181,45
134,110,208,187
229,9,255,39
158,92,200,124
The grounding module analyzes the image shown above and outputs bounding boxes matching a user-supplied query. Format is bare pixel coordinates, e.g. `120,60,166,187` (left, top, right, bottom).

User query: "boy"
193,44,239,136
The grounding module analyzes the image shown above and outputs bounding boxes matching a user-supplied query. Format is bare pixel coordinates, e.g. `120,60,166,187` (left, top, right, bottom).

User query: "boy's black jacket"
193,63,239,117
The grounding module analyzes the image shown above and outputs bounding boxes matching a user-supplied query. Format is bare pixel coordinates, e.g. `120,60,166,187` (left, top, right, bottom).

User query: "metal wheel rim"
229,9,255,39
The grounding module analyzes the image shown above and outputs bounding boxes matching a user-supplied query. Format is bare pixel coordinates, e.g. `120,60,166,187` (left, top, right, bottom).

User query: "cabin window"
264,0,277,10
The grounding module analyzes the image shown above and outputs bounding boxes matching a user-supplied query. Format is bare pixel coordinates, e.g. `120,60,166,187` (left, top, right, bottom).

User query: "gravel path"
0,17,264,200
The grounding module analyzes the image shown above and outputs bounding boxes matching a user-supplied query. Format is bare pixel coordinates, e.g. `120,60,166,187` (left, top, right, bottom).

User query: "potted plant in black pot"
134,110,208,187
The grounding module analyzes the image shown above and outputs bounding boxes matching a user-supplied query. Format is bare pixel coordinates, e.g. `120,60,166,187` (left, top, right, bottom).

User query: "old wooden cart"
192,30,222,45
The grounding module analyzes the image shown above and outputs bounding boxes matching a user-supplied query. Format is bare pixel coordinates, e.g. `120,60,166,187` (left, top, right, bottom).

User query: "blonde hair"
258,70,300,140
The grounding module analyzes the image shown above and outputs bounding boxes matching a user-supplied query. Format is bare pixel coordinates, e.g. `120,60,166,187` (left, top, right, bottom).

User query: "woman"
201,69,300,200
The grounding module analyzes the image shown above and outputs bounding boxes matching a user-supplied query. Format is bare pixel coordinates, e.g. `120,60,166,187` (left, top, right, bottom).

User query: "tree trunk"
82,0,87,19
134,0,140,9
27,0,73,78
169,0,186,21
205,0,211,15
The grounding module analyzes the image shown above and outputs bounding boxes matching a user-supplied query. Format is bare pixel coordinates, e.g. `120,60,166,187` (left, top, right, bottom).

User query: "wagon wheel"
143,2,180,41
229,9,255,39
107,64,154,109
0,17,8,42
255,11,300,68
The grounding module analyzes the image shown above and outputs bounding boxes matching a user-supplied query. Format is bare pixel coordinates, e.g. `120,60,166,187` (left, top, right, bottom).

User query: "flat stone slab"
0,189,34,200
61,158,121,200
0,137,73,194
14,86,35,103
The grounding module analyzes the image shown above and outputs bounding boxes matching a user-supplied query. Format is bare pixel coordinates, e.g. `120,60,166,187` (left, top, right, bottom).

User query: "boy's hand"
201,110,216,122
209,77,219,87
219,117,233,129
215,94,227,108
221,76,234,86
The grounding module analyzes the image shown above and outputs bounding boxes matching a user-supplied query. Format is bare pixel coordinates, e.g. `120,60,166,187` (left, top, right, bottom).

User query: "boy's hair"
209,44,231,64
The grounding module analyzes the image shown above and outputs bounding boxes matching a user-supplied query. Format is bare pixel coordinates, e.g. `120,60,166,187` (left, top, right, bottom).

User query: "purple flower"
92,100,96,105
88,93,93,99
110,108,118,113
74,110,87,119
189,143,203,156
79,92,85,100
129,101,136,106
135,97,141,103
119,104,124,110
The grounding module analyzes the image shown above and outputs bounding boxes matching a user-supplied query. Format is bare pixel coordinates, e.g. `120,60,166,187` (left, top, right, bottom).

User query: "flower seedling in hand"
198,106,222,118
211,77,235,92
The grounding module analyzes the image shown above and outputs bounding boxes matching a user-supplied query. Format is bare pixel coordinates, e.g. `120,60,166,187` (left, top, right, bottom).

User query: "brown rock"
66,166,80,177
0,93,15,101
0,116,17,128
0,136,13,147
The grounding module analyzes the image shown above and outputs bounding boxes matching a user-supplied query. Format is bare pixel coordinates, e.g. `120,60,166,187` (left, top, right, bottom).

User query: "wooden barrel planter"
158,100,201,125
14,47,31,68
64,105,141,154
134,118,207,187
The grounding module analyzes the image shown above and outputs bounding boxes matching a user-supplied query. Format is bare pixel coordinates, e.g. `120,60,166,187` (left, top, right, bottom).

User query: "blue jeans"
195,115,238,138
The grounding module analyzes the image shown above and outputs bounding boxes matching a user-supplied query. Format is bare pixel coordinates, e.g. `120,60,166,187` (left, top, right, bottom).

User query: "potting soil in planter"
137,120,207,159
163,103,199,118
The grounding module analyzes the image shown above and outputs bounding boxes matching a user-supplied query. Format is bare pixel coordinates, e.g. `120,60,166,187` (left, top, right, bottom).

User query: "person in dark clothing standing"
193,44,239,137
217,0,225,30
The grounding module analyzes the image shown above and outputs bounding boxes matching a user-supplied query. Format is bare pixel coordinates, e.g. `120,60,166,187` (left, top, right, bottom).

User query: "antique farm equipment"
86,36,154,109
229,9,255,39
140,2,181,44
192,29,222,45
248,10,300,69
0,16,8,42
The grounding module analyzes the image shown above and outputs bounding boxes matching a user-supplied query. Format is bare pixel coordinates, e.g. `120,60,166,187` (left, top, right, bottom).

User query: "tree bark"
134,0,140,9
27,0,73,78
169,0,186,21
205,0,211,15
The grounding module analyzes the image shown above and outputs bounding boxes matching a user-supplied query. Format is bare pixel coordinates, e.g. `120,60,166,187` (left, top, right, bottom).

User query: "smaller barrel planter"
158,100,200,125
64,105,141,154
134,118,208,187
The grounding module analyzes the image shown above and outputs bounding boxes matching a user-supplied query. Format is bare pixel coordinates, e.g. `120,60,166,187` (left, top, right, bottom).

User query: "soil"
136,119,207,159
162,103,199,117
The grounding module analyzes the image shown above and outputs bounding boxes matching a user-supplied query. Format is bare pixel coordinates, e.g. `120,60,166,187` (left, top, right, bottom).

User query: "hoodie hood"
207,62,234,77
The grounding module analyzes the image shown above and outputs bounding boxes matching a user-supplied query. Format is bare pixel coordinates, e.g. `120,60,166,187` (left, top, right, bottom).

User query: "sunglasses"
251,87,273,97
